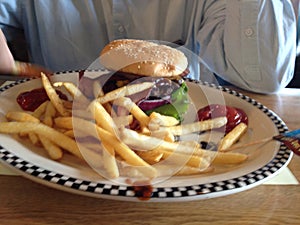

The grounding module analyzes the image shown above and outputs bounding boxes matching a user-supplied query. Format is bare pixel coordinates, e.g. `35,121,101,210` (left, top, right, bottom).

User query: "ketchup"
16,88,68,111
126,179,153,201
132,183,153,201
197,104,248,133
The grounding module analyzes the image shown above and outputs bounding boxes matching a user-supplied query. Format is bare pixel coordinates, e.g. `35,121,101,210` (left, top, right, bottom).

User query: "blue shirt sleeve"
197,0,297,93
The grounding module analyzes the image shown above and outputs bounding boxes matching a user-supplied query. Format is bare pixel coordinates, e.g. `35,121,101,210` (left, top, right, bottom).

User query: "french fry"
28,132,40,145
40,73,70,116
71,109,93,120
96,128,157,178
53,116,157,178
113,97,150,128
0,120,106,167
63,129,95,139
54,117,73,130
120,127,248,165
38,134,63,160
160,146,248,166
101,141,119,179
159,148,211,169
149,129,175,142
6,111,40,123
5,111,40,145
180,140,201,148
97,82,154,104
55,116,100,141
55,116,99,139
54,81,89,105
175,166,214,176
88,100,118,135
148,112,179,130
113,115,134,128
0,121,83,159
76,140,101,150
120,127,201,155
136,149,164,164
218,122,248,152
119,127,215,167
63,129,75,138
32,100,48,118
92,80,117,116
43,101,56,127
155,117,228,136
212,151,248,164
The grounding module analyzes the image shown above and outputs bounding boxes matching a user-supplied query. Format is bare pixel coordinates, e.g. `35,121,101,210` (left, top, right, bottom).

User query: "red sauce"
16,88,68,111
197,104,248,134
133,183,153,201
125,179,153,201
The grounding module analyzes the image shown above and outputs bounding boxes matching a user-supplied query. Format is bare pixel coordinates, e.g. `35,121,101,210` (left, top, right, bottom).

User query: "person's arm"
0,29,15,74
198,0,297,93
0,28,51,77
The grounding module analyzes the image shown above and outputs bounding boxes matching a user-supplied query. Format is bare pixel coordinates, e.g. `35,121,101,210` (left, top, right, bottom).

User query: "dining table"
0,78,300,225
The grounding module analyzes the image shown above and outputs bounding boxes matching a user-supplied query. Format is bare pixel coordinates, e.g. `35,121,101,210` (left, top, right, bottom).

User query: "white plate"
0,71,292,202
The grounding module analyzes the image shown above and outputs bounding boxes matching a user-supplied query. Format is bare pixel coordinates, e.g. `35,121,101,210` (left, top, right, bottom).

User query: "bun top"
100,39,188,77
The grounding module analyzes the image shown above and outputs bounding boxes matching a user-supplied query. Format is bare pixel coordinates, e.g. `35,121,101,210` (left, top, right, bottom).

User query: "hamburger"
98,39,190,121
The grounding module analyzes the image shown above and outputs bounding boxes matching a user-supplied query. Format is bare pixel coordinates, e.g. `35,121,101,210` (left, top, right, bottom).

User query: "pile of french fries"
0,73,249,180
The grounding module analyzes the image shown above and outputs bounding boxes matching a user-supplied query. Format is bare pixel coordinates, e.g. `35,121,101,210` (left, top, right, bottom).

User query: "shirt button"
118,26,125,33
244,28,254,37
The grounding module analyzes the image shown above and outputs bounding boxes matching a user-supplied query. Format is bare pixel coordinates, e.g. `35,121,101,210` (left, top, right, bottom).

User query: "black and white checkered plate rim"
0,73,292,201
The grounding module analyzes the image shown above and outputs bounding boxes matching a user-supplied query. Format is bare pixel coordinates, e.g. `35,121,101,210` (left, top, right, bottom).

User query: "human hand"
0,29,15,74
0,29,51,77
12,61,52,77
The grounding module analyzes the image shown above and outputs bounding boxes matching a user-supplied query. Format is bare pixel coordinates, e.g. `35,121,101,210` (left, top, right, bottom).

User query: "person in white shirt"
0,0,298,93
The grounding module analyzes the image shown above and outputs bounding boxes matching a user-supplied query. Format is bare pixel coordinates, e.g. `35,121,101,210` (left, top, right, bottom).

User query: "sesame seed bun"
99,39,188,78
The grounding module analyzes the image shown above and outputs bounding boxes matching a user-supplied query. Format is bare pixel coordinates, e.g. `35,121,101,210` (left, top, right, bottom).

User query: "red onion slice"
137,98,170,111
